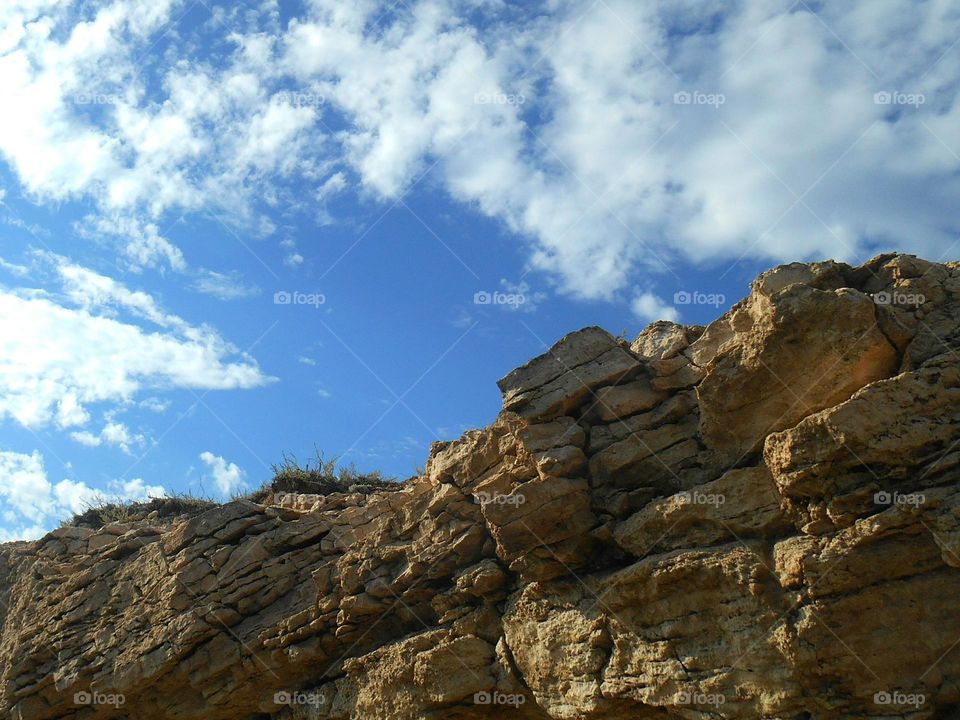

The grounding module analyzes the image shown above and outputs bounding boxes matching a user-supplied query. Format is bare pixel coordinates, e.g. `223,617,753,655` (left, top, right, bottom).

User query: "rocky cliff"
2,253,960,720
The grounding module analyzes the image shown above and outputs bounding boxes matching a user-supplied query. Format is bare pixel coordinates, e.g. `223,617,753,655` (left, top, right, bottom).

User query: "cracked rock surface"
2,253,960,719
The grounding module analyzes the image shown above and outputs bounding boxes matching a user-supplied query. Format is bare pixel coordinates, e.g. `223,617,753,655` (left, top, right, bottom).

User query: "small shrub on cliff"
65,492,219,530
60,451,398,529
263,450,398,497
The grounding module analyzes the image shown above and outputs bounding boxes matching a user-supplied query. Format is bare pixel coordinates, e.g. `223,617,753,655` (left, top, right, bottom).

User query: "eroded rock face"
2,254,960,720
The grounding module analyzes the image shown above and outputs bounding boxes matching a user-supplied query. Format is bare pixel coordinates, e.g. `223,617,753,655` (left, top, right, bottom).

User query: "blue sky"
0,0,958,541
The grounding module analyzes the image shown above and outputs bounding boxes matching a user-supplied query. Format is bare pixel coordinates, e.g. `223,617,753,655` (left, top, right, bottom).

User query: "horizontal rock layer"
2,253,960,719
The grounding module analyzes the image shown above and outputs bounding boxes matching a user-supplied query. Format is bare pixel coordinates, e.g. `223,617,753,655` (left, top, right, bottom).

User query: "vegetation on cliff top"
64,451,399,529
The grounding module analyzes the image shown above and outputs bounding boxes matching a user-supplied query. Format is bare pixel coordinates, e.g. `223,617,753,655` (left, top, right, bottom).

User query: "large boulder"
695,278,899,465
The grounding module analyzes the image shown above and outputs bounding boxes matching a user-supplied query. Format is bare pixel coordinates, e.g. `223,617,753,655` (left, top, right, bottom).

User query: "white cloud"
278,0,960,298
113,477,166,502
76,215,187,272
194,269,260,300
498,279,547,313
139,397,171,413
317,171,347,200
1,0,959,302
0,1,179,209
70,430,102,447
0,448,164,541
0,525,48,544
280,237,305,268
0,257,272,430
50,252,189,329
56,391,91,428
0,0,325,271
199,451,246,495
0,255,29,277
71,421,145,454
0,450,55,525
632,292,679,323
450,306,473,329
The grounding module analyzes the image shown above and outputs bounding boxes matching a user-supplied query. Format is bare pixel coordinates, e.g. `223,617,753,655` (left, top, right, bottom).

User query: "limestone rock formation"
2,253,960,719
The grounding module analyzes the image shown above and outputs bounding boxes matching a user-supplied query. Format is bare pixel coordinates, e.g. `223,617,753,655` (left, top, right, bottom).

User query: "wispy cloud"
0,254,272,431
194,269,260,300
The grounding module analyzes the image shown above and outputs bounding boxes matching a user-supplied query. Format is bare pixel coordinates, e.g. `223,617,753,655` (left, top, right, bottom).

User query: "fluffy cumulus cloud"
0,449,165,541
0,253,272,431
0,0,328,271
1,0,959,297
632,292,680,323
278,0,960,299
71,421,145,454
199,451,247,496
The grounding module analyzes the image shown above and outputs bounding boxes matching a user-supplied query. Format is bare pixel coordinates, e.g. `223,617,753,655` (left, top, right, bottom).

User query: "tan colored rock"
583,378,666,423
587,389,698,452
649,359,704,391
588,418,699,481
3,254,960,720
630,320,703,361
497,327,641,421
481,476,596,580
533,445,587,480
765,353,960,533
504,544,789,718
613,465,788,555
696,283,899,464
516,416,585,452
